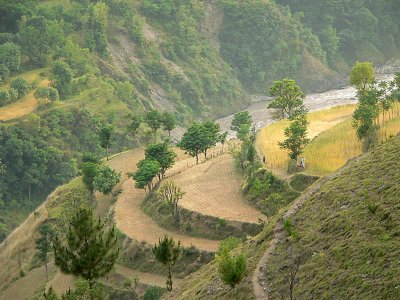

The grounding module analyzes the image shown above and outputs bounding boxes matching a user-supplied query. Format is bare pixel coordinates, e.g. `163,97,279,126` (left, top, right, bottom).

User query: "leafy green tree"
129,159,160,192
10,77,31,98
128,114,142,137
88,2,109,56
53,207,119,288
99,124,114,161
201,120,221,158
350,61,375,91
35,222,56,281
0,42,20,73
8,87,18,100
93,166,121,196
177,122,204,164
230,111,253,134
152,235,181,291
217,245,246,288
144,109,162,141
237,124,252,142
268,79,306,119
81,161,100,194
0,64,10,83
279,113,310,161
34,87,59,105
52,60,74,99
145,142,176,179
0,90,10,106
19,16,64,67
157,181,185,220
161,111,176,137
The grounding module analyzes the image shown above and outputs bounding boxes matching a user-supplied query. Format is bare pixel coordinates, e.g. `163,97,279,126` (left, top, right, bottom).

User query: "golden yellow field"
256,105,400,176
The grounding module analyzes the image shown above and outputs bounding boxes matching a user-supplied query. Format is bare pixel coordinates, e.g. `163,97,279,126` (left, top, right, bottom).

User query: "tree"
123,275,140,298
279,113,310,161
0,42,20,73
230,111,253,139
220,131,228,152
201,120,221,158
81,161,100,194
350,61,375,91
268,78,306,119
34,87,59,105
127,114,142,137
35,222,56,281
152,235,181,291
177,122,204,164
145,142,176,179
93,166,121,196
0,90,10,106
157,181,185,220
144,109,162,141
52,60,74,99
99,124,114,161
217,245,246,288
161,111,176,137
53,207,119,288
10,77,31,98
129,159,160,192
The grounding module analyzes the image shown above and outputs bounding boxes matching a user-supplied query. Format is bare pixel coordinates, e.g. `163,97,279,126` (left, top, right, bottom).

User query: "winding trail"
112,148,220,252
252,155,365,299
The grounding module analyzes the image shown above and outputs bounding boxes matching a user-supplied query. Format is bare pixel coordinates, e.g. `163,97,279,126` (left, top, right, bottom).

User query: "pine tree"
53,207,119,288
152,235,181,291
35,223,56,281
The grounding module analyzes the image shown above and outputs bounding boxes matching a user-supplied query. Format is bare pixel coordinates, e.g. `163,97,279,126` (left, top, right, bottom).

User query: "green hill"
1,0,400,253
166,135,400,299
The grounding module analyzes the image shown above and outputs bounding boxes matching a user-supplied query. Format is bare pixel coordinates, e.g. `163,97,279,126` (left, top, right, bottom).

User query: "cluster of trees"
0,41,20,83
0,77,31,107
178,120,226,164
351,62,400,149
267,79,309,165
130,141,176,193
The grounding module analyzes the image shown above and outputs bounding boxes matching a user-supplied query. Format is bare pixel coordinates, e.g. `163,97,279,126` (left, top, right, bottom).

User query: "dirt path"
115,178,219,252
252,155,365,299
171,153,266,224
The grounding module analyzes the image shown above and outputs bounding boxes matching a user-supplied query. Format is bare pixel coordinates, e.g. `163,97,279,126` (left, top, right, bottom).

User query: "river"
216,62,399,139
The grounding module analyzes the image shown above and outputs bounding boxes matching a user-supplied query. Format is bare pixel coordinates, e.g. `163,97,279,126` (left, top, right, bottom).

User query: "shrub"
0,89,10,106
8,88,18,100
10,77,31,98
366,201,378,214
143,286,164,300
218,237,241,255
0,64,10,83
217,250,246,288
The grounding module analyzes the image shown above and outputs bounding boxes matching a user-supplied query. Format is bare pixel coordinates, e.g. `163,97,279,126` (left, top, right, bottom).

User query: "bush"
8,88,18,100
217,250,246,288
143,286,164,300
218,237,241,255
0,64,10,83
10,77,31,98
0,89,10,106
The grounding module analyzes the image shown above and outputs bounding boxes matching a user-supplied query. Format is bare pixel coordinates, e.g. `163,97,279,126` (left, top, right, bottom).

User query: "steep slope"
167,135,400,299
263,135,400,299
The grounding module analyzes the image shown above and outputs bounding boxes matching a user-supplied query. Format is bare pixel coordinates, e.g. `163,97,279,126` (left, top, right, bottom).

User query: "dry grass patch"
256,105,356,175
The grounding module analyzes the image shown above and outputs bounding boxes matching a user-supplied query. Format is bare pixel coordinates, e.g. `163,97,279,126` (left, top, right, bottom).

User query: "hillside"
1,0,400,240
167,135,400,299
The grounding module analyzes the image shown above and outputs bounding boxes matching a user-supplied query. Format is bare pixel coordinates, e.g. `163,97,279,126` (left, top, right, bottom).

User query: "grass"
264,134,400,300
256,104,400,176
0,69,49,121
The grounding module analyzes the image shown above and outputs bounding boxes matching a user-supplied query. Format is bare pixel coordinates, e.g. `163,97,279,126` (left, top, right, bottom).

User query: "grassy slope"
264,135,400,299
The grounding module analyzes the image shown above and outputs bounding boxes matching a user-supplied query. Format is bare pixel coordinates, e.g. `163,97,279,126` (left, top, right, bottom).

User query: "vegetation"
35,222,56,281
264,135,400,300
153,235,182,291
93,165,121,197
53,207,119,288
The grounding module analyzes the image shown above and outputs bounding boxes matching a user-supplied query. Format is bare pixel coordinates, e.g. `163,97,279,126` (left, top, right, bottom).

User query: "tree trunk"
167,266,173,291
45,263,48,282
196,154,199,164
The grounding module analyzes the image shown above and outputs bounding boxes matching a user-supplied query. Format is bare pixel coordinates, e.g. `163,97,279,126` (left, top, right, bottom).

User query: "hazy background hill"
0,0,399,239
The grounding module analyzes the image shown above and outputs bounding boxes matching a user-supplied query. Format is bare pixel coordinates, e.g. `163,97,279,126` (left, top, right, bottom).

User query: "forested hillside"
0,0,399,240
